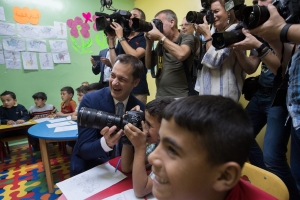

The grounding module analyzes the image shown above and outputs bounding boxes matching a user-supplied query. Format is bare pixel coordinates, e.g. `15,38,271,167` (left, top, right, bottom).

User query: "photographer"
145,9,195,98
248,3,300,195
70,54,145,176
193,0,245,102
106,8,149,105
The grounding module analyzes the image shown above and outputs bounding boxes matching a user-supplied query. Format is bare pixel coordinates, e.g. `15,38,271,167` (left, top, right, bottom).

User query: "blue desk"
28,121,77,193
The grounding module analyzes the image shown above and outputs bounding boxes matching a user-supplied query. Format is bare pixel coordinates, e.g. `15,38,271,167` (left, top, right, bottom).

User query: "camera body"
95,10,132,36
131,18,163,33
78,107,145,145
186,0,214,24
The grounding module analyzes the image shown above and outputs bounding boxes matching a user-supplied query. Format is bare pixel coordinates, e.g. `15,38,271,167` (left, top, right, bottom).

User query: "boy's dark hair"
32,92,47,100
76,86,88,94
132,8,146,20
87,82,104,91
115,54,144,81
0,91,16,99
163,95,253,168
61,86,74,95
146,97,175,123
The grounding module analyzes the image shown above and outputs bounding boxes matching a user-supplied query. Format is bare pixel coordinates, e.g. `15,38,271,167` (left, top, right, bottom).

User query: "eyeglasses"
179,23,192,27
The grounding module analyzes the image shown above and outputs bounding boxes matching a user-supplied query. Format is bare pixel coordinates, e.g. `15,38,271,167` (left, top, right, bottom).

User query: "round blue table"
28,121,77,193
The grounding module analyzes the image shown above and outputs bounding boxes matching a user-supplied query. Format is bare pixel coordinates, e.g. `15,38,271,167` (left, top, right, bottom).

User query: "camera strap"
151,41,163,78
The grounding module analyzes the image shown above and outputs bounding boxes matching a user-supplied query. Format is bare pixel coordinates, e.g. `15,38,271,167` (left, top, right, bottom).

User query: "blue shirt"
115,32,149,95
287,45,300,130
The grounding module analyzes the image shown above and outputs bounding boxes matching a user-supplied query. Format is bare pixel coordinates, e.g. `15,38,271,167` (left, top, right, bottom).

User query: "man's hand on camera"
147,21,164,41
250,4,286,42
110,22,124,39
106,31,116,41
100,125,122,148
124,122,147,149
230,29,262,51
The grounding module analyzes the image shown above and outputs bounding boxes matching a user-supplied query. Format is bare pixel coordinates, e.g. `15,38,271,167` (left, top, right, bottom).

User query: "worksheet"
57,163,127,200
46,121,76,128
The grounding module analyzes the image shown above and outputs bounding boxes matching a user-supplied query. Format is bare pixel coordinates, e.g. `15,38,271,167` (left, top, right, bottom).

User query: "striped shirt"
28,104,57,118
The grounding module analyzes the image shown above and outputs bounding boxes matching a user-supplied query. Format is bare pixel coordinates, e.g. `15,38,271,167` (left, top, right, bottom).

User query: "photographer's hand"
250,4,285,42
124,122,147,149
194,16,211,39
100,125,123,148
230,29,262,51
110,22,124,39
147,21,164,41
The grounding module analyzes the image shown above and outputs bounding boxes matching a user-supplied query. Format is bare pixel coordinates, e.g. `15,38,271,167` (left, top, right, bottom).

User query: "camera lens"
96,16,110,31
132,18,153,32
242,5,270,29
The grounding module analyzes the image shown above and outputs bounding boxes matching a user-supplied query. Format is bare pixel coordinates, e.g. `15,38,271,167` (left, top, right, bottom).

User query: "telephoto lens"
212,24,245,49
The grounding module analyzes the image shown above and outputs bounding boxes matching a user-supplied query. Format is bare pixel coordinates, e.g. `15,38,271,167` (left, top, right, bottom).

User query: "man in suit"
71,54,145,176
91,48,111,87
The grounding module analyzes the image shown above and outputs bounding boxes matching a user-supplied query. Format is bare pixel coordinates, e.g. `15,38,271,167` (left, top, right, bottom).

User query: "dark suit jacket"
92,48,109,84
70,87,145,176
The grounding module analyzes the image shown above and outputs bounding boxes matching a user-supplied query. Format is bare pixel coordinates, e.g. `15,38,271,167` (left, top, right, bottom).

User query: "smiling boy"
122,97,174,197
148,95,277,200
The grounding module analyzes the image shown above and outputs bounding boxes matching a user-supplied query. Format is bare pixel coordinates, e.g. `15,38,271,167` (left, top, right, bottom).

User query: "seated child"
147,95,277,200
0,91,30,138
71,86,88,121
56,86,77,117
29,92,57,119
122,97,175,197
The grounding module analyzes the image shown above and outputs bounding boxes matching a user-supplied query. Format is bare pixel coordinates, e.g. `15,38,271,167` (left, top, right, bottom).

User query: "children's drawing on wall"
0,51,4,64
0,7,6,21
0,42,2,50
66,16,92,54
0,22,16,36
22,52,38,70
3,37,25,51
17,24,39,38
39,26,57,38
52,52,71,63
26,39,46,52
54,21,67,39
13,6,41,25
39,53,54,70
49,40,68,52
4,50,22,69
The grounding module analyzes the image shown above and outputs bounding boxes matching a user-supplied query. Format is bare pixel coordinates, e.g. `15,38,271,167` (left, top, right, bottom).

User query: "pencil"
115,158,122,172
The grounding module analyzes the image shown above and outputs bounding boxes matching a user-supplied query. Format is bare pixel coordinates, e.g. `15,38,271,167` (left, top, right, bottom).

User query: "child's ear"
212,162,241,192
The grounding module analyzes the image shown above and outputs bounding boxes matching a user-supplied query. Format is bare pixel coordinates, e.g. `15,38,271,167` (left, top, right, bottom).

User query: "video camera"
94,0,132,37
78,107,145,145
131,18,163,33
211,0,300,49
186,0,214,24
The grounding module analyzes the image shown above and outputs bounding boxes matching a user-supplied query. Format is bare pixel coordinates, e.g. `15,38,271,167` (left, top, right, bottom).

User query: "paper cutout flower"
92,15,99,32
66,16,90,38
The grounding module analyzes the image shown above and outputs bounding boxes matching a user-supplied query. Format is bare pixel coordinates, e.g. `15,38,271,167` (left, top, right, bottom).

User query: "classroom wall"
0,0,134,109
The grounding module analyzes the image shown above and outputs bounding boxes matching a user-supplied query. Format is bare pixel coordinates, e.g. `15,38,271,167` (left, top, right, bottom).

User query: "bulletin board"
0,0,134,109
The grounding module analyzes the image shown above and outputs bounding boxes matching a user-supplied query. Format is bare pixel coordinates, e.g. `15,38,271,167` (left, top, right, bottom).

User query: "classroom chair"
241,162,289,200
0,135,33,163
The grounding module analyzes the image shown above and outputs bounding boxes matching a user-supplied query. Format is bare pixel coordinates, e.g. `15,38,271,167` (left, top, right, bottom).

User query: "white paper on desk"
54,125,77,132
103,189,144,200
46,121,76,128
48,118,68,123
56,163,127,200
33,118,51,123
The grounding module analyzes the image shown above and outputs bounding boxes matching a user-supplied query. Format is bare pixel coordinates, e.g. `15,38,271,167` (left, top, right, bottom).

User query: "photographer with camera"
246,3,300,195
193,0,245,102
144,9,195,98
70,54,145,176
106,8,149,105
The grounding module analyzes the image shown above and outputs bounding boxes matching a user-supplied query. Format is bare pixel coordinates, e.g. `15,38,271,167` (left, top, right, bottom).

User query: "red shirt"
60,100,76,114
225,179,277,200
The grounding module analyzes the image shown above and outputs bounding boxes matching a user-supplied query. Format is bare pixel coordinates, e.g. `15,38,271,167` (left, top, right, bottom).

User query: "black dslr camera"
78,107,145,145
186,0,214,24
131,18,163,33
94,0,132,37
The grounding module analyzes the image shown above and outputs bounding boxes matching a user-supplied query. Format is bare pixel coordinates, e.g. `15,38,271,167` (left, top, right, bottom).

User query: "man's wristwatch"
118,37,125,42
253,43,267,57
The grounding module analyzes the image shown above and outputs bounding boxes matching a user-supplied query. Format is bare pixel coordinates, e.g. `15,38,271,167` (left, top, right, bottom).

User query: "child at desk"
0,91,30,138
56,86,77,117
71,86,88,121
28,92,57,119
122,97,175,197
146,95,276,200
